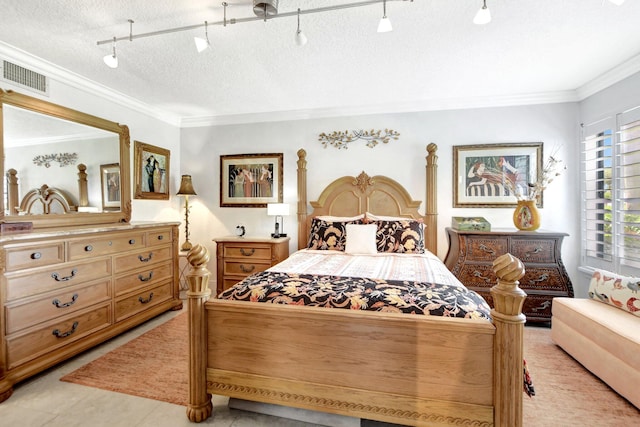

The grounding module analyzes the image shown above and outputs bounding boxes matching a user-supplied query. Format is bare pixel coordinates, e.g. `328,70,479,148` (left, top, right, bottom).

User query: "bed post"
425,143,438,254
490,253,527,427
77,163,88,207
297,149,308,250
185,244,213,423
6,169,18,215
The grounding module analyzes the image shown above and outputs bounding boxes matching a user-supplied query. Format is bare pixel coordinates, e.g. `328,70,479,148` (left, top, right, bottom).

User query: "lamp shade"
177,175,197,196
267,203,290,216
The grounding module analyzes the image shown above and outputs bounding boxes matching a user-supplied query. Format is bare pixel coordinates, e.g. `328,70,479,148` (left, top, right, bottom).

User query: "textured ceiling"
1,0,640,125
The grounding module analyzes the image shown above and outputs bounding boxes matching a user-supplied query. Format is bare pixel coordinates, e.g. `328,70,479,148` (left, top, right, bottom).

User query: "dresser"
444,228,573,324
214,236,290,296
0,222,182,402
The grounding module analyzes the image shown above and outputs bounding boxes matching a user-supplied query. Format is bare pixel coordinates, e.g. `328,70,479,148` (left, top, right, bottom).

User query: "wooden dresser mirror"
0,89,131,229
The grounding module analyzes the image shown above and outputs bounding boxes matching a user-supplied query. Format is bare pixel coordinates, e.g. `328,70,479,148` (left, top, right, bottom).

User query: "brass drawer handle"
52,293,78,308
472,270,492,283
52,321,79,338
51,268,78,282
240,248,255,256
138,292,154,304
240,264,255,273
527,273,549,285
31,252,42,260
478,244,496,255
138,252,153,262
138,271,154,282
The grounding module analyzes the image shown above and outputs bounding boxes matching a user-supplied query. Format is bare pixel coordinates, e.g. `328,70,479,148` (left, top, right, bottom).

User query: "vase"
513,200,540,231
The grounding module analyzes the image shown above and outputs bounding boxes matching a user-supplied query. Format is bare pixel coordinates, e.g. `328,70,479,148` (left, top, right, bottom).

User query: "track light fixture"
194,21,210,52
295,8,308,46
473,0,491,25
377,0,393,33
103,37,118,68
97,0,410,63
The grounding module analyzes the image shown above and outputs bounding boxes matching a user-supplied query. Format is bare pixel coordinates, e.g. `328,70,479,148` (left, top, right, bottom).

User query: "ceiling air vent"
1,60,49,95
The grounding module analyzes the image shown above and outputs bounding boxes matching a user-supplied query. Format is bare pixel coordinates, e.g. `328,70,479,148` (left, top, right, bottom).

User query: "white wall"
181,102,581,292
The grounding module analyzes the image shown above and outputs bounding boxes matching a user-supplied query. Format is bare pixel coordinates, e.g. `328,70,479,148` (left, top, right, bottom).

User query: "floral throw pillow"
588,269,640,316
307,218,363,251
373,219,425,254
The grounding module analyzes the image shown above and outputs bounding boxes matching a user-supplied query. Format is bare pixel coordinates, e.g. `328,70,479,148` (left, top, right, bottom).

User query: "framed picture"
100,163,121,210
453,142,543,208
220,153,283,207
133,141,170,200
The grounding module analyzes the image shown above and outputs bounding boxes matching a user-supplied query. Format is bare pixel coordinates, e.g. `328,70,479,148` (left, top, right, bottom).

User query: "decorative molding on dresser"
214,236,290,296
0,222,182,403
444,227,573,324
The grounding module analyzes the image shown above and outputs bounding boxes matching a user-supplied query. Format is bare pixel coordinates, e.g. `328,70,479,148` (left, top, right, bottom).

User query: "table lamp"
267,203,290,238
177,174,197,251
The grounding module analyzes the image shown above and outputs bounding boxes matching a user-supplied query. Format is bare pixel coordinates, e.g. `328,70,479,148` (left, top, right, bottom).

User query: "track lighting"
103,37,118,68
295,8,308,46
194,21,210,52
473,0,491,25
377,0,393,33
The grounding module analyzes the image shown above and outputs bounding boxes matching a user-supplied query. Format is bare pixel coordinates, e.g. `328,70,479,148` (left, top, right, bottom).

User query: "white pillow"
316,214,364,222
366,212,408,221
345,224,377,255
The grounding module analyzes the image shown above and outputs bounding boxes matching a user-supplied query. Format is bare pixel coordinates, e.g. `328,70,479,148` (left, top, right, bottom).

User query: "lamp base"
181,240,193,252
271,233,287,238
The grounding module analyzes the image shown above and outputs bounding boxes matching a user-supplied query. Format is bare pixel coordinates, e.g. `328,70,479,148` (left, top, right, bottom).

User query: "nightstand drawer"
223,260,271,277
223,244,272,260
465,236,508,261
510,238,556,263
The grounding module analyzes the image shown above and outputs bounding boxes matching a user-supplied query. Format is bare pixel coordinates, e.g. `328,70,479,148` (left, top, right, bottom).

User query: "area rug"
61,313,639,425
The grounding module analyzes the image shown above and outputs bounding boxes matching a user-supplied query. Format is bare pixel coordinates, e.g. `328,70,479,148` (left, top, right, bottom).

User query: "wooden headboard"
296,144,438,254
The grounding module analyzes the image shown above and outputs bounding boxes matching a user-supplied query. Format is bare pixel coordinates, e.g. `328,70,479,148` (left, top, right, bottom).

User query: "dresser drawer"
4,242,65,272
113,245,172,273
5,303,111,370
5,279,111,335
68,232,146,260
223,260,271,277
520,267,568,292
510,238,556,264
146,228,173,247
5,258,112,301
465,236,508,262
115,281,173,322
454,264,496,289
479,291,554,322
223,244,272,260
114,263,173,296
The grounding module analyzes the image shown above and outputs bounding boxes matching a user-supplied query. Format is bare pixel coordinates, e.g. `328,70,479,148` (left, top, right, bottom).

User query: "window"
581,106,640,276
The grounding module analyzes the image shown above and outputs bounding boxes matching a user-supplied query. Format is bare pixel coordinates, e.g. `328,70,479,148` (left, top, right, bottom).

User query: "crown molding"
576,52,640,101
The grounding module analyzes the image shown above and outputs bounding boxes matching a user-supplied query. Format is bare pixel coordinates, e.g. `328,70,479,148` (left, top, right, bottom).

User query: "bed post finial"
6,169,18,215
425,144,438,255
77,164,88,207
491,253,526,427
186,244,213,422
297,149,308,250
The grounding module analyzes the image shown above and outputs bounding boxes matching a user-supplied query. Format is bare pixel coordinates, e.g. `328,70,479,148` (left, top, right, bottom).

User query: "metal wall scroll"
318,129,400,149
33,153,79,168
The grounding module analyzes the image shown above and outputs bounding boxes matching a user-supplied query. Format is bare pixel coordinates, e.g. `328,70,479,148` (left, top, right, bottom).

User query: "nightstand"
444,228,573,324
213,236,290,296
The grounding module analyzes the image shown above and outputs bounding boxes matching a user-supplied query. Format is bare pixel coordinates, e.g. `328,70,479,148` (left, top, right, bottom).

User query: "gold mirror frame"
0,89,131,229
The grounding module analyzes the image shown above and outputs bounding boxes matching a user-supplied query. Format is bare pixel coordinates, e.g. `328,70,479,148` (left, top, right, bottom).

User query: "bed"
185,144,528,426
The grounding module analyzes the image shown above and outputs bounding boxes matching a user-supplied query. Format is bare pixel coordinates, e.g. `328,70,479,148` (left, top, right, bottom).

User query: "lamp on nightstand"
177,174,197,251
267,203,290,238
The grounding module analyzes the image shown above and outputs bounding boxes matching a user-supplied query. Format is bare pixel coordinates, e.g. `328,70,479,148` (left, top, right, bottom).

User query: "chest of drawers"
444,228,573,324
0,222,182,402
214,236,290,296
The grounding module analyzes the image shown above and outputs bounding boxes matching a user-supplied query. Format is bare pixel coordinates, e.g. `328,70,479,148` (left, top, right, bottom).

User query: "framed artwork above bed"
453,142,543,208
220,153,283,207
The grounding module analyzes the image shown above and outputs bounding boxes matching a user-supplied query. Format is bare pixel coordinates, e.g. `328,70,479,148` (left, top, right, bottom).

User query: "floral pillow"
306,218,363,251
588,269,640,316
373,219,425,254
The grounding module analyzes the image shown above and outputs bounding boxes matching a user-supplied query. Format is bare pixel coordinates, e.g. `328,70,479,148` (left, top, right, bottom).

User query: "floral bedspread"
218,271,492,320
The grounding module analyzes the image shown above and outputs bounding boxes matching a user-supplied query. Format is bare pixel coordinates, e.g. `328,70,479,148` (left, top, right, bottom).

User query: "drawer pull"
528,273,550,285
52,293,78,308
52,321,79,338
524,247,543,257
138,252,153,262
138,292,154,304
31,252,42,260
532,300,552,312
240,264,255,273
129,239,136,245
240,248,255,256
85,245,93,252
51,268,78,282
478,244,496,255
472,270,492,283
138,271,154,282
157,235,164,241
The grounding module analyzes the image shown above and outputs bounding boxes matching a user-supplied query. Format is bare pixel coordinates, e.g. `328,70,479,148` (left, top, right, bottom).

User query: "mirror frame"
1,89,131,229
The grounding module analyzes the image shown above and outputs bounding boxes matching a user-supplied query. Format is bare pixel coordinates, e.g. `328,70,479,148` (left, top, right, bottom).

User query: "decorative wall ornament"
318,129,400,149
32,153,78,168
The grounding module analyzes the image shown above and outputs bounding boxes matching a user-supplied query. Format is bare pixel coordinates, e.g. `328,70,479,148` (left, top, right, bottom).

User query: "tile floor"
0,305,392,427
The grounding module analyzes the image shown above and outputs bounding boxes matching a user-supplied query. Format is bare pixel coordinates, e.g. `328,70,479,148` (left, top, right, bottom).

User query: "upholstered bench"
551,270,640,409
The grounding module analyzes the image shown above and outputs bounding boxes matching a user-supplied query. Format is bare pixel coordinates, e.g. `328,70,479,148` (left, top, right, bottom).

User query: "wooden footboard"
186,246,526,426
